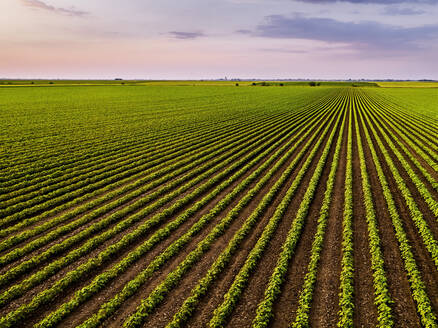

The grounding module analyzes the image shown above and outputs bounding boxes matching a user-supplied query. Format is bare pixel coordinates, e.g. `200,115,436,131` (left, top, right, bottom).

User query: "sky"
1,0,438,79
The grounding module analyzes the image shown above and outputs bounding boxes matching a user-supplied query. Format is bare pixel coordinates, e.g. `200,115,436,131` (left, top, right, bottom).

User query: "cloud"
260,48,309,53
21,0,88,17
294,0,435,3
235,29,253,34
253,14,438,51
168,31,205,39
383,5,426,14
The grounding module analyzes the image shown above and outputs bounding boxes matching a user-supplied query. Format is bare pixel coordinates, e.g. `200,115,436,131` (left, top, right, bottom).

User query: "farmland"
0,84,437,328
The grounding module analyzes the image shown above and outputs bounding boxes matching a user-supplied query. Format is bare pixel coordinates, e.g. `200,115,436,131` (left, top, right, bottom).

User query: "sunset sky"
1,0,437,79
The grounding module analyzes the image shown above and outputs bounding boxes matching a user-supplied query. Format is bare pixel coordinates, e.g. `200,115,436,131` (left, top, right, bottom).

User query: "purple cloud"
21,0,88,17
294,0,435,3
168,31,205,39
383,6,426,14
253,14,438,51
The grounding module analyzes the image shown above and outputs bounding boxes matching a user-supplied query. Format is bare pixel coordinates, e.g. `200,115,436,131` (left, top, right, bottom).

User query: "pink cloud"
21,0,88,17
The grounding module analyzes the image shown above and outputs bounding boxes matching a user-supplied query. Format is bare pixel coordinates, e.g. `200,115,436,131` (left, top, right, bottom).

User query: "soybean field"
0,84,437,328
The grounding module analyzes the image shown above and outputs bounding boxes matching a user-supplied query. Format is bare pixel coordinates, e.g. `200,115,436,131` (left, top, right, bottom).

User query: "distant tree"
309,81,316,86
316,82,321,86
49,81,54,84
279,83,284,86
252,82,256,86
235,83,239,86
31,81,34,84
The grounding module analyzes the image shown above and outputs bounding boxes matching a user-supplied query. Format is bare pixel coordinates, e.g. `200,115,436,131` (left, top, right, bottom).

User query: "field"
377,81,438,88
0,84,437,328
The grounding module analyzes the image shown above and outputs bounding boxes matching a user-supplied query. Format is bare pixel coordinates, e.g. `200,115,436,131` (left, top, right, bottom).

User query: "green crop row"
0,103,315,284
251,93,346,328
2,92,312,199
0,117,234,203
1,89,330,232
356,100,437,328
367,97,438,192
1,87,333,186
353,94,393,328
0,128,291,327
0,109,296,238
0,121,283,264
166,95,346,328
369,95,438,161
359,95,438,269
290,97,346,328
1,118,212,186
0,95,337,328
370,90,438,140
84,94,342,328
36,94,340,328
361,93,438,218
0,101,314,254
0,117,252,208
0,113,275,222
337,95,354,328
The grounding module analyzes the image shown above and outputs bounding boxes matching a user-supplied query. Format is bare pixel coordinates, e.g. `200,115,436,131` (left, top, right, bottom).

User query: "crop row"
0,93,340,328
39,103,334,328
120,91,344,328
369,105,438,217
202,96,345,328
167,94,347,328
352,94,393,328
368,100,438,192
336,95,354,328
0,109,289,222
290,95,346,328
0,101,319,255
2,88,334,186
358,93,438,269
356,94,437,327
0,118,232,200
0,102,322,282
1,90,333,230
0,117,251,207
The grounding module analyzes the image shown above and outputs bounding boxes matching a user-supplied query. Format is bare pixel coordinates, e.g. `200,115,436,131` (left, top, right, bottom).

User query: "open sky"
1,0,437,79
